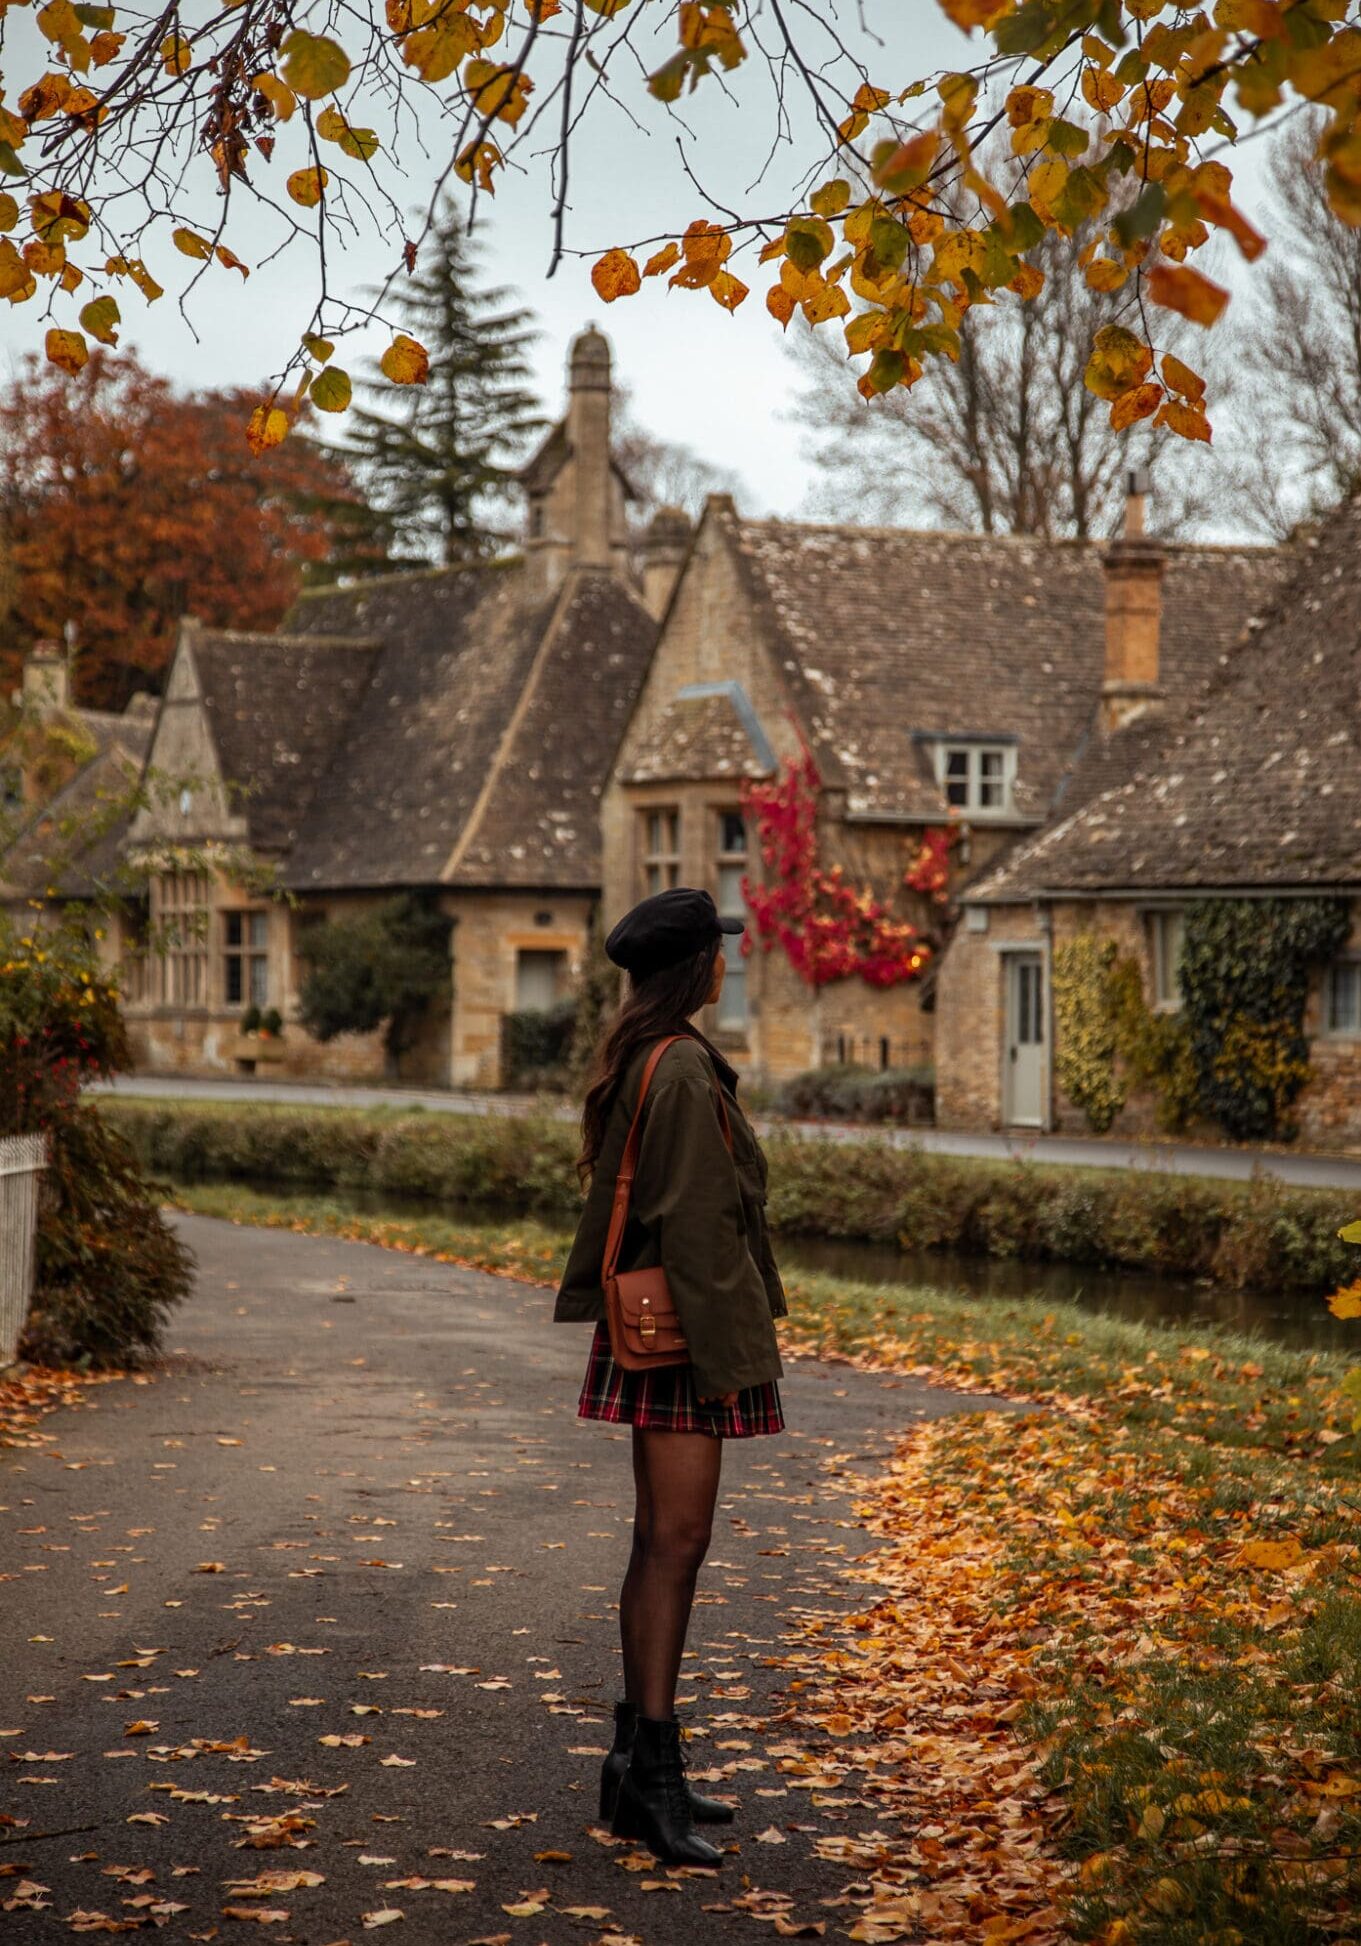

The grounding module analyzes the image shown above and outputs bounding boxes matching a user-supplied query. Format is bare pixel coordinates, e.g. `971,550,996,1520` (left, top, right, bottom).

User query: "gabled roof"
623,681,776,785
1,708,155,900
717,504,1290,823
281,561,657,890
967,492,1361,900
186,627,381,854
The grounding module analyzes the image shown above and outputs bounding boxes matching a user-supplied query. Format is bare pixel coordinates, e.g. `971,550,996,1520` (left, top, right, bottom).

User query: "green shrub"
1,917,191,1367
104,1098,1361,1299
241,1004,262,1034
771,1064,934,1124
501,1000,577,1090
260,1006,283,1037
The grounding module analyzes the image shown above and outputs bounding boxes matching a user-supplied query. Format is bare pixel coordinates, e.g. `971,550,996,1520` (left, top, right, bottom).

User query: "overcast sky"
1,5,1288,523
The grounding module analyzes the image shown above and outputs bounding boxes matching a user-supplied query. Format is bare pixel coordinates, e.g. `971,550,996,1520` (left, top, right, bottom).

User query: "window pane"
719,810,746,856
225,912,243,947
225,957,242,1005
716,959,746,1030
1330,963,1360,1033
980,750,1003,779
249,957,269,1008
717,863,745,915
979,776,1003,808
945,749,969,779
645,863,662,895
249,912,269,948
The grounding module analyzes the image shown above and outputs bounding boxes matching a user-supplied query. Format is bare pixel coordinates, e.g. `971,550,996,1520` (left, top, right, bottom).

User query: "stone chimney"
522,326,632,599
15,640,72,716
641,505,691,620
566,326,613,569
1100,469,1165,734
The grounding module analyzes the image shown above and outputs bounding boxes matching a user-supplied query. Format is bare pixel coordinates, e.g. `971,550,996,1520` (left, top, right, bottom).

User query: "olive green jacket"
554,1029,786,1398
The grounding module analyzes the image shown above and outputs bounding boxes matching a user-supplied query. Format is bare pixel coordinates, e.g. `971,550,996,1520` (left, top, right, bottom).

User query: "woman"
555,885,787,1869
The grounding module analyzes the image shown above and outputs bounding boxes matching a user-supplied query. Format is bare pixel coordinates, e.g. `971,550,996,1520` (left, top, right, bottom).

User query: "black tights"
618,1427,723,1722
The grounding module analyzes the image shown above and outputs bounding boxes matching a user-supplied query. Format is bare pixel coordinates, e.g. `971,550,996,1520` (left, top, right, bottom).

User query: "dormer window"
930,740,1016,816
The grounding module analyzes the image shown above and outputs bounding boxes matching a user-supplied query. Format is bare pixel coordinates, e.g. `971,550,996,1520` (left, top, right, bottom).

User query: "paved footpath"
2,1215,1010,1945
96,1074,1361,1190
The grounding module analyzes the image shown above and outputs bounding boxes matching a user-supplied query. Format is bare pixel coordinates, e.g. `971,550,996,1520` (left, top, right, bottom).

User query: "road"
1,1213,1011,1945
95,1073,1361,1190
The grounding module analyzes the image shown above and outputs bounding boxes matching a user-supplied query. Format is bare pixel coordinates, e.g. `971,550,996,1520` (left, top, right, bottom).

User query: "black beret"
605,886,744,978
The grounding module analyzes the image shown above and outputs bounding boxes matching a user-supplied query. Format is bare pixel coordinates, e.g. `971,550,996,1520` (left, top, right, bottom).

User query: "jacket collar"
681,1023,741,1097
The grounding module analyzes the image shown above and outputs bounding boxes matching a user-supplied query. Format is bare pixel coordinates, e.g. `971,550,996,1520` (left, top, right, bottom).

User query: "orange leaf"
1161,354,1206,403
246,405,289,454
44,326,87,374
1111,381,1163,431
766,283,797,329
1154,399,1213,444
1145,261,1229,327
1193,186,1266,262
642,241,680,278
380,334,429,385
708,268,748,312
1327,1280,1361,1320
591,247,641,302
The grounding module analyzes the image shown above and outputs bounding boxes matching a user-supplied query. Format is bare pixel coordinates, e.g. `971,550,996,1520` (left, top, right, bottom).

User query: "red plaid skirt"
576,1321,784,1439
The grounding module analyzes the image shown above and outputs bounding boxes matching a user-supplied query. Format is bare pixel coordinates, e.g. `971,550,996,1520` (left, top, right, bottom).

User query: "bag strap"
602,1034,734,1287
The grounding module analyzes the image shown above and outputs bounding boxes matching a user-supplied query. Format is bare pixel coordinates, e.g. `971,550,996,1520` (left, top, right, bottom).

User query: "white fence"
0,1133,46,1366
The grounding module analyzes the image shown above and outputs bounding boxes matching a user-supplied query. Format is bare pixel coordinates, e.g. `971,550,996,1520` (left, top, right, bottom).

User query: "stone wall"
445,888,593,1089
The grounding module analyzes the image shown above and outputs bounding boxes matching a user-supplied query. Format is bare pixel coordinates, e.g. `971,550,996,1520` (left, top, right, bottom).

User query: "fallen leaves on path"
0,1366,112,1451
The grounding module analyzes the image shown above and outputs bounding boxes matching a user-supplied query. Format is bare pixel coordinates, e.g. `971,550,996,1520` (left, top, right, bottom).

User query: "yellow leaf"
454,139,501,194
1084,323,1152,400
160,32,192,75
590,247,641,303
303,333,334,363
1081,66,1126,113
251,73,296,122
463,60,533,127
1235,1534,1305,1571
246,405,289,455
78,294,119,344
932,228,987,289
281,30,351,99
709,268,748,312
44,326,87,374
380,334,429,385
1006,85,1054,127
803,281,850,325
1084,257,1128,292
1327,1280,1361,1320
810,178,851,219
1161,354,1206,402
310,367,352,412
173,227,212,260
317,105,380,161
287,167,329,209
1146,261,1229,327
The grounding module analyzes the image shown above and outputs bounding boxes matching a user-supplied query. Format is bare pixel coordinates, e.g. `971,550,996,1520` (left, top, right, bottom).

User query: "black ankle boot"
610,1713,724,1866
599,1702,736,1826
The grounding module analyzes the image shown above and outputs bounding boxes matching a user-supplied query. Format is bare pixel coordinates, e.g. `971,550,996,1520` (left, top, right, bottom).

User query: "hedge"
108,1098,1359,1298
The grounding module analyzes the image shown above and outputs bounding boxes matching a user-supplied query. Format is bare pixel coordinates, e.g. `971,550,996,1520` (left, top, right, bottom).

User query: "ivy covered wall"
1052,897,1352,1146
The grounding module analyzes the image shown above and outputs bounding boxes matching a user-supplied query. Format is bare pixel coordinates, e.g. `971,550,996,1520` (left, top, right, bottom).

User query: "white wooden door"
1004,953,1045,1127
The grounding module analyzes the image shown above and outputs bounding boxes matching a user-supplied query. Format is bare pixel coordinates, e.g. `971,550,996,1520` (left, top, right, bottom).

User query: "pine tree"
334,206,545,569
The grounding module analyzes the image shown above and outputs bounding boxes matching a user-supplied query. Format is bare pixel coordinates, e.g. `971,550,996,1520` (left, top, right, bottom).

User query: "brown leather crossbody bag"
602,1034,733,1372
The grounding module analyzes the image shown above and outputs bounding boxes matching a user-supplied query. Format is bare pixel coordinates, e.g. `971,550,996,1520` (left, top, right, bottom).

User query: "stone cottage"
936,488,1361,1144
41,329,684,1087
602,487,1284,1085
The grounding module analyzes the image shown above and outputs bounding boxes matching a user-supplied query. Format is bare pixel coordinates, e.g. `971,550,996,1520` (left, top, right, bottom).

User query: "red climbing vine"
740,740,951,990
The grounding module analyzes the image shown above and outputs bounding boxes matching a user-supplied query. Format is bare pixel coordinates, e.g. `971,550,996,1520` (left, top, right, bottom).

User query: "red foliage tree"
0,350,369,711
740,740,947,990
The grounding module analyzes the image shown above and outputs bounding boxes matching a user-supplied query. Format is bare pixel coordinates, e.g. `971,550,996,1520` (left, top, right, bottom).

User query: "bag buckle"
639,1306,656,1344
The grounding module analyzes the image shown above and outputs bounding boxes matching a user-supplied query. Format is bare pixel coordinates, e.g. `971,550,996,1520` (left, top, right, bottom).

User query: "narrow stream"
225,1178,1353,1354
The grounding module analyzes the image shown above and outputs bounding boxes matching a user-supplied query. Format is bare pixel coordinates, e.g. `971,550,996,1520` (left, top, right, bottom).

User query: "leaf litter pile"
102,1184,1361,1941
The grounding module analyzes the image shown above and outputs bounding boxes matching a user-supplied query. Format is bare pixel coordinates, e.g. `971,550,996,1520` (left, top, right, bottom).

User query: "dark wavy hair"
577,939,720,1184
